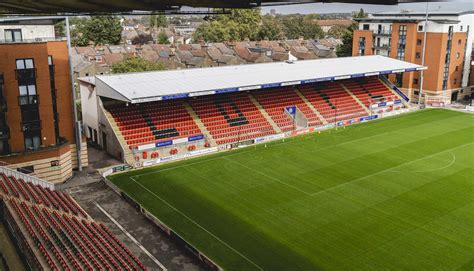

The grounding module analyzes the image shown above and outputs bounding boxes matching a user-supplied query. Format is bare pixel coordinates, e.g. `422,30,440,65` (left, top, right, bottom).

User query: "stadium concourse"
79,55,425,168
0,166,146,270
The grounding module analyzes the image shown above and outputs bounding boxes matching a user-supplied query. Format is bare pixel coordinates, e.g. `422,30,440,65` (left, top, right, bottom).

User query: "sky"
260,0,473,14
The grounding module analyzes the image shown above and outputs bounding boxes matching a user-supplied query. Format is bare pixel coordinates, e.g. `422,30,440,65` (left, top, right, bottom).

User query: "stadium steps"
293,88,328,125
182,101,217,147
339,83,372,115
247,93,282,133
102,110,136,165
378,77,410,107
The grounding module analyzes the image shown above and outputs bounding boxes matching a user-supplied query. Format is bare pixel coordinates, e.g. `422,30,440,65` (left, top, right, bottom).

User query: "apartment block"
0,17,87,183
353,11,474,103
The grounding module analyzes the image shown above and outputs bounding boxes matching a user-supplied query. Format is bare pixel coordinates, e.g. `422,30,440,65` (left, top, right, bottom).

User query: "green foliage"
71,16,122,46
327,25,350,39
87,16,122,45
71,19,89,47
336,30,354,57
353,8,368,19
54,21,65,37
111,57,167,74
194,10,325,42
157,31,170,44
193,9,261,42
149,14,168,29
279,15,324,39
257,15,284,40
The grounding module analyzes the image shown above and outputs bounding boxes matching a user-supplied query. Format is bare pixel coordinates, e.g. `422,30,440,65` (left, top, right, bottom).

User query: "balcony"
15,68,36,83
18,95,39,106
0,126,9,139
21,120,42,132
0,36,66,44
374,30,392,36
0,98,7,112
373,44,391,50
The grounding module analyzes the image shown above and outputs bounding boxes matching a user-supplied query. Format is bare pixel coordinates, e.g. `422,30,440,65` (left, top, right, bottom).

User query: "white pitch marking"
92,201,168,271
128,178,265,271
223,157,312,196
309,141,473,197
390,151,457,173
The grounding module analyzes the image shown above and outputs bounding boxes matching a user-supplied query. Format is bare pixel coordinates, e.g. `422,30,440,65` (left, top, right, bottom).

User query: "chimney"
170,43,176,56
198,38,205,47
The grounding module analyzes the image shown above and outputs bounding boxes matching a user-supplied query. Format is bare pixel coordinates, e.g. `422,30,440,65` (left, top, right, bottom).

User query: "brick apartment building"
0,17,87,183
352,11,474,103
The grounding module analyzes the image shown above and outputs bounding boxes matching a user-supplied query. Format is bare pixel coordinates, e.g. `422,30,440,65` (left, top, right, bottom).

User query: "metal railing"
374,30,392,36
0,164,54,190
0,37,66,44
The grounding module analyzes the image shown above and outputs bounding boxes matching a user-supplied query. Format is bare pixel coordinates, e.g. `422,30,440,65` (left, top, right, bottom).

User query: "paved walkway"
64,146,205,271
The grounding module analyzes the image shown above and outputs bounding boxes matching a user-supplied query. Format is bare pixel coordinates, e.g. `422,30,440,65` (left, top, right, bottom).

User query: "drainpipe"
65,16,83,171
418,1,429,107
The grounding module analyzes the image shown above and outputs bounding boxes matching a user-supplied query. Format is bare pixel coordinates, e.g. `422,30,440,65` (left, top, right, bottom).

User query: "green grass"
110,109,474,271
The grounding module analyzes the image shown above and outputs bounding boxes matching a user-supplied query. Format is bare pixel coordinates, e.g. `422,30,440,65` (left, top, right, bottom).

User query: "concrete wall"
0,25,55,41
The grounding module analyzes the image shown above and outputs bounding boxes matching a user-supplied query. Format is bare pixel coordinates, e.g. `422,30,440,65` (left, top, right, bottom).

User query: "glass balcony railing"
18,95,39,106
0,36,66,44
374,30,392,36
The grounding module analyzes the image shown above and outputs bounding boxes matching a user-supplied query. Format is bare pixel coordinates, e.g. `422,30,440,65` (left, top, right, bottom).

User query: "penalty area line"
309,141,473,197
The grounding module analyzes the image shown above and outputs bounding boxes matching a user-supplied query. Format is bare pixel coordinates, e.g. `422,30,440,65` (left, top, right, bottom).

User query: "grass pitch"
110,109,474,271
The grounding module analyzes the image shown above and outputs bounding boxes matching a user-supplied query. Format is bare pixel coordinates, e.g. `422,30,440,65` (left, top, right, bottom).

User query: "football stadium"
77,54,473,270
0,1,473,269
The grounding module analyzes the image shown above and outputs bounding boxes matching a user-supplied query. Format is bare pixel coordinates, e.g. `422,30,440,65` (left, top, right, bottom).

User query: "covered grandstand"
79,55,425,167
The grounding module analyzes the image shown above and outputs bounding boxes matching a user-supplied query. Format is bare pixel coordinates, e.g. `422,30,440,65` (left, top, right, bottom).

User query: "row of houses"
72,38,342,79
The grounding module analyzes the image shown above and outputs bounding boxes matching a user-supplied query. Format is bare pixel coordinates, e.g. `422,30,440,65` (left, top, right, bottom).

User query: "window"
24,135,41,150
413,78,419,84
363,24,370,30
416,52,421,59
16,59,34,70
456,52,460,59
458,39,462,45
48,56,53,66
17,165,34,174
417,39,422,45
418,25,423,31
396,25,407,60
4,29,22,42
18,85,37,105
454,78,457,85
460,25,463,31
455,66,459,72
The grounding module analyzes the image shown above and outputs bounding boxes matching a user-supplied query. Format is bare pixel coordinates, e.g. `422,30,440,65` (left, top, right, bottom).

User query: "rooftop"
90,55,425,104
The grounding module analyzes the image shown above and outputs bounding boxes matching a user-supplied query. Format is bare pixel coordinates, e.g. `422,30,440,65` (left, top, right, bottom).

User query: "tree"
336,9,364,57
132,33,153,45
258,15,284,40
87,16,122,45
336,30,353,57
150,14,168,29
353,8,368,19
279,15,324,39
157,31,170,44
327,25,350,39
111,57,167,74
71,19,89,46
193,9,261,42
54,21,65,37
